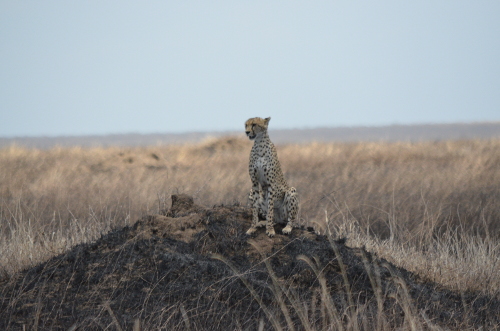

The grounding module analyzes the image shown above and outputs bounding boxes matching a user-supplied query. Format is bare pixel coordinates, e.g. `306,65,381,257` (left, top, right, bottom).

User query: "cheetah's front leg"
246,187,265,235
265,187,276,237
282,187,298,235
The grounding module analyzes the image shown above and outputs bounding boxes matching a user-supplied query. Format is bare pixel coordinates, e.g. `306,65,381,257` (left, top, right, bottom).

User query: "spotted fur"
244,117,299,237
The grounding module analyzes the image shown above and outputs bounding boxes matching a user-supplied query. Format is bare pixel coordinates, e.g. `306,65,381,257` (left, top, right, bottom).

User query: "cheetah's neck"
253,131,270,145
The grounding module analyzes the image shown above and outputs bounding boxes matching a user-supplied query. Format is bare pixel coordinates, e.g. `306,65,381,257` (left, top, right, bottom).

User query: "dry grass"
1,137,500,300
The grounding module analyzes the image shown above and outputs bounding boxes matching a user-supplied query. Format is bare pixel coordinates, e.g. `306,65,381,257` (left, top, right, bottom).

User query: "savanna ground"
1,137,499,330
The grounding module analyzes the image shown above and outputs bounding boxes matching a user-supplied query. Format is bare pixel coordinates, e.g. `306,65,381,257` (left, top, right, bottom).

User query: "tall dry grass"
1,137,500,298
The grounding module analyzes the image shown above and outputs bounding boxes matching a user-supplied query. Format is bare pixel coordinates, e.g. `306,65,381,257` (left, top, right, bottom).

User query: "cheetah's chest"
252,154,278,186
254,156,270,185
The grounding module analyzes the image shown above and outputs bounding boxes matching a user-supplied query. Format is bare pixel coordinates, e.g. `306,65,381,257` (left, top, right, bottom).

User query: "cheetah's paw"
282,225,293,235
246,227,257,235
266,227,276,238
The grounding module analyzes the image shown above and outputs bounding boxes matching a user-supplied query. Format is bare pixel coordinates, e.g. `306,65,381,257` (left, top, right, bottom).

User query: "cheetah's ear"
264,117,271,126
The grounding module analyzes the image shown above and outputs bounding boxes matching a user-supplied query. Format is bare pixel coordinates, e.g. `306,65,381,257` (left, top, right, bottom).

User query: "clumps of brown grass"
1,138,500,299
328,213,500,298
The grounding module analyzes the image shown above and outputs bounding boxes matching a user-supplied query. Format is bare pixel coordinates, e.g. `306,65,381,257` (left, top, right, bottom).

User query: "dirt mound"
198,136,250,155
1,195,499,330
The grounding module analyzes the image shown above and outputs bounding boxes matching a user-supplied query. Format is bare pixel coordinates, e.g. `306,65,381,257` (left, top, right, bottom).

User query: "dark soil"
1,194,499,330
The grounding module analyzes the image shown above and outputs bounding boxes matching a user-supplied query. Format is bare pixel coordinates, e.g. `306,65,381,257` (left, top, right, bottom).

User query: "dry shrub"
1,138,500,297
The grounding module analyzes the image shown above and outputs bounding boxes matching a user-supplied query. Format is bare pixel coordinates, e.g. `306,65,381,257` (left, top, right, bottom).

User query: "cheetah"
244,117,299,237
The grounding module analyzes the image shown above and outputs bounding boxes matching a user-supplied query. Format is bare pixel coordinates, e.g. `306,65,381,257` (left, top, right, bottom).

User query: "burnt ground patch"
1,194,499,330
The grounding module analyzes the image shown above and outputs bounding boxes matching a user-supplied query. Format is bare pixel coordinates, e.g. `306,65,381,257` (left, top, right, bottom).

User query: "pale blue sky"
1,1,499,137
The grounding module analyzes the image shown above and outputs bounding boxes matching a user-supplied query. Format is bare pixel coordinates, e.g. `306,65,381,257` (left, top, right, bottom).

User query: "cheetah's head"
245,117,270,140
